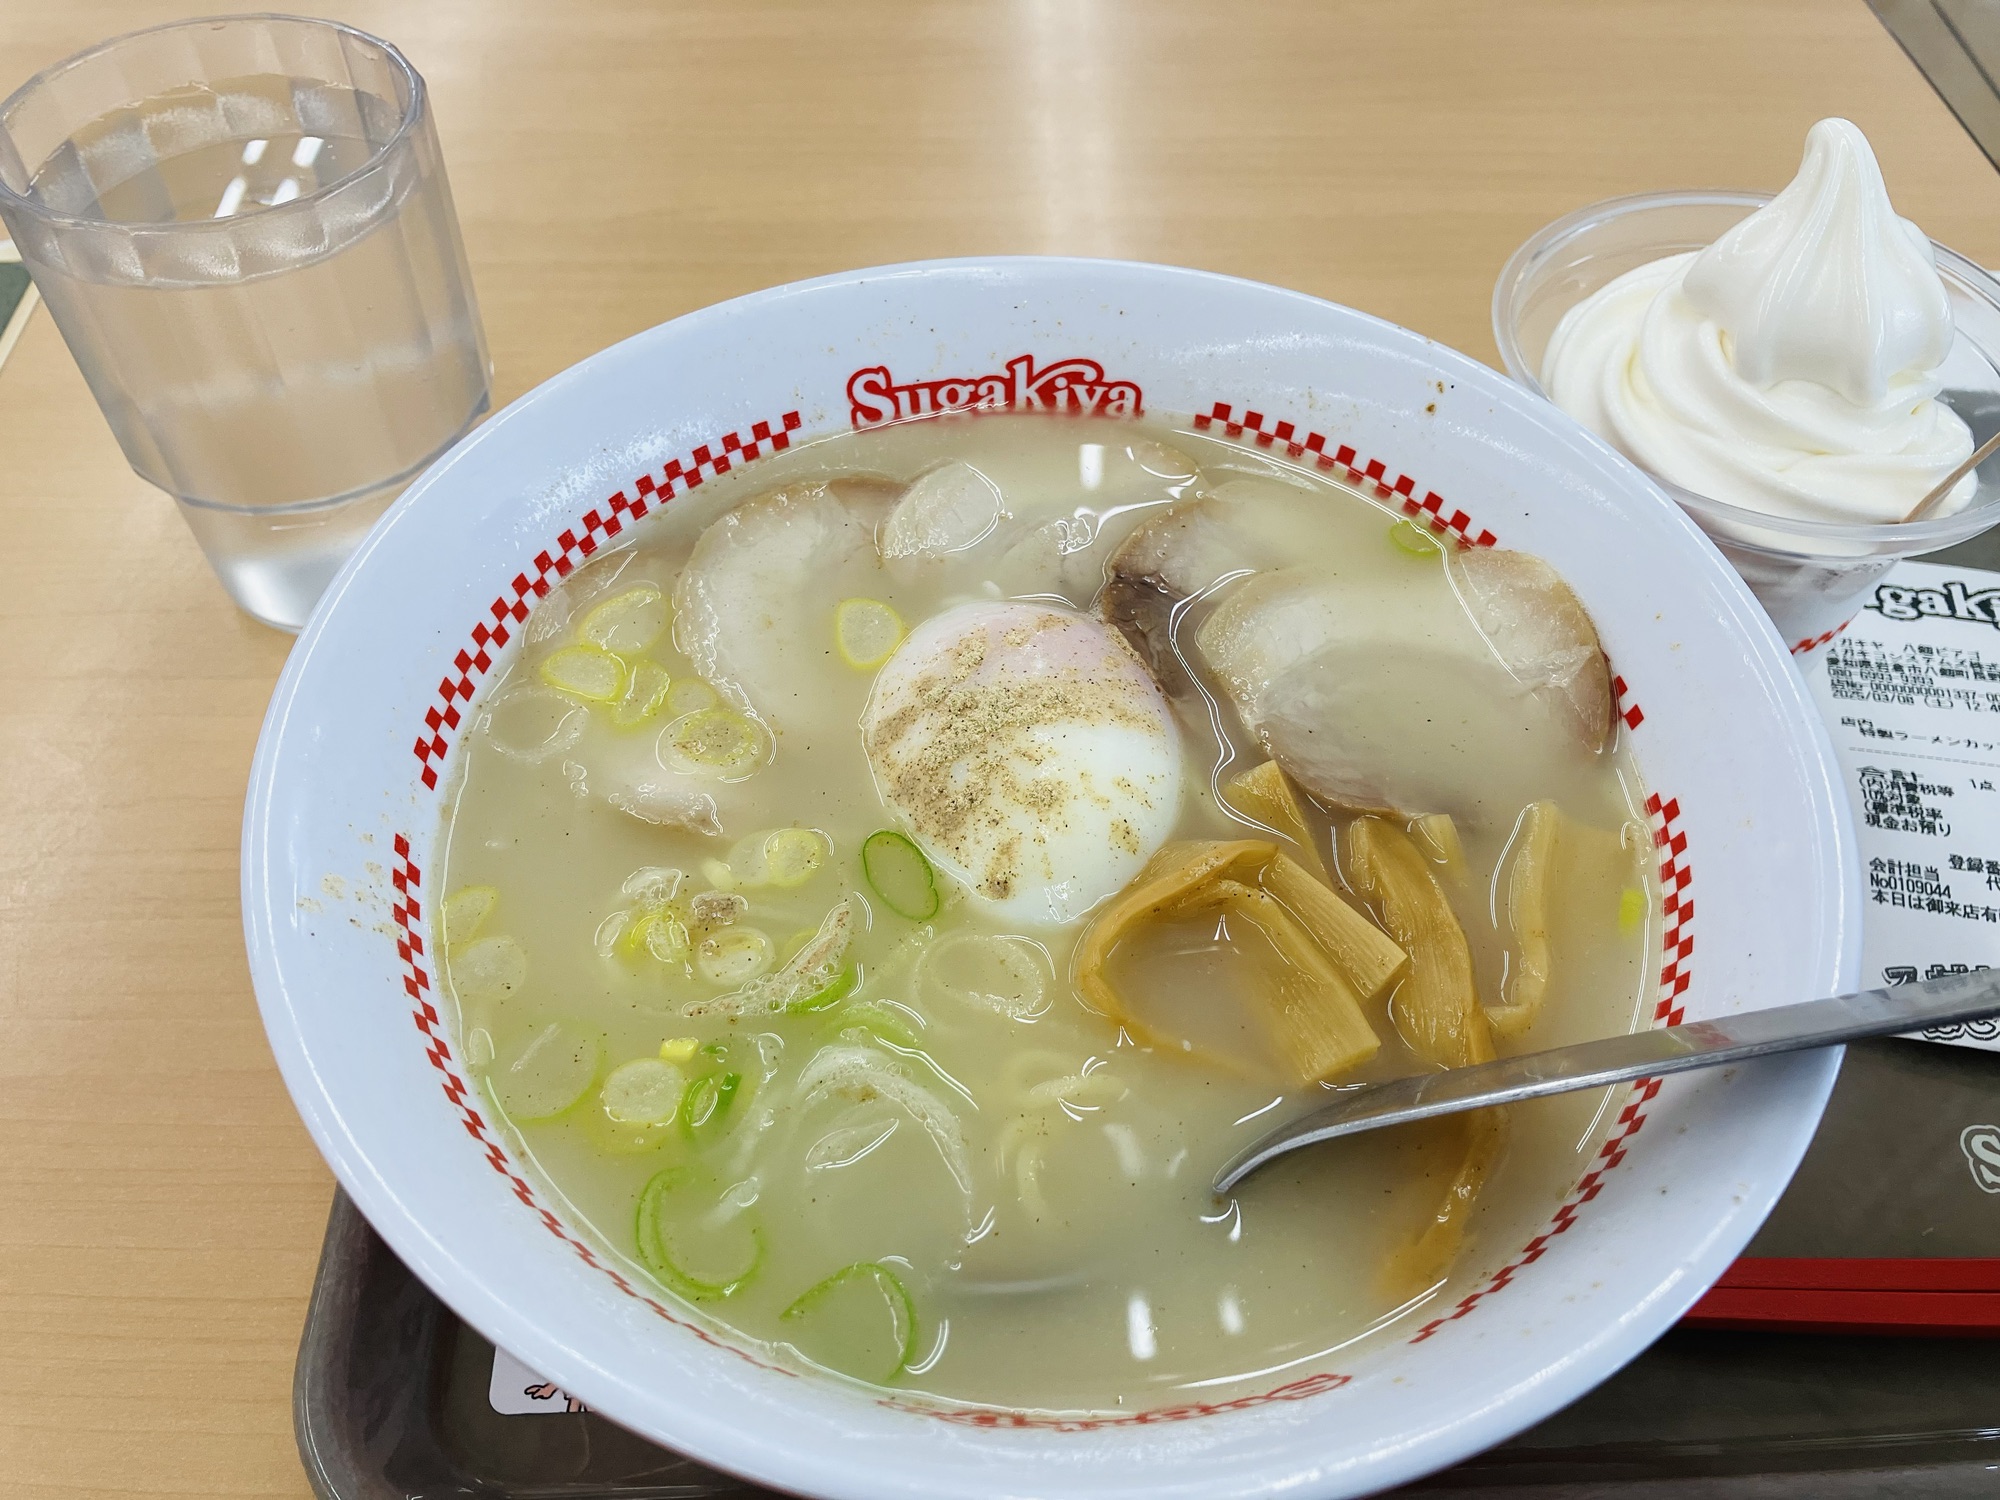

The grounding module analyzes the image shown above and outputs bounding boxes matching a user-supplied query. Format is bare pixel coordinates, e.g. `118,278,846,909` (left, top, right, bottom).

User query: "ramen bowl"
244,257,1858,1499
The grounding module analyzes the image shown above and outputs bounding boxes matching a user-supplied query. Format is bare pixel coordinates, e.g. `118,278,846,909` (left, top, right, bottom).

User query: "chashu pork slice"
673,478,894,734
1196,559,1611,825
1450,547,1614,756
1099,483,1305,695
1104,496,1615,826
877,461,1006,564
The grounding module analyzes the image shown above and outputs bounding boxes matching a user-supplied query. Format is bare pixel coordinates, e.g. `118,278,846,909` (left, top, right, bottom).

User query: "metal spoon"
1214,967,2000,1194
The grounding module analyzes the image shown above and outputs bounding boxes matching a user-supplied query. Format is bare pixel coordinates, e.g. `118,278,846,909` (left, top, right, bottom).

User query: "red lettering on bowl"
848,355,1143,427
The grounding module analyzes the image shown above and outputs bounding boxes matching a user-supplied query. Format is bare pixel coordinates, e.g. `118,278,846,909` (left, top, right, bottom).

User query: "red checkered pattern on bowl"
413,412,803,789
1409,793,1691,1344
392,401,1692,1423
390,835,797,1376
1791,619,1852,656
878,1372,1351,1430
1193,403,1498,549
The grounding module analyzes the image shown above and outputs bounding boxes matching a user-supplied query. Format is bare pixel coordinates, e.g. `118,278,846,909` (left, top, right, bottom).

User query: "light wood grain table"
3,3,1997,1495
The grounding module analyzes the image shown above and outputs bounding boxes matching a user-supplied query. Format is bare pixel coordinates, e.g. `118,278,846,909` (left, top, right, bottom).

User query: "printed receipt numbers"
1807,559,2000,1051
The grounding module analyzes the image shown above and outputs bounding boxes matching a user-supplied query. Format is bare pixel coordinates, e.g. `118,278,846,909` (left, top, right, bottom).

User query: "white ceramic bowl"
244,257,1860,1499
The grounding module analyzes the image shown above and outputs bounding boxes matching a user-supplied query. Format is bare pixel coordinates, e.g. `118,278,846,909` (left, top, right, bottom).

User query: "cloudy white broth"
437,413,1659,1410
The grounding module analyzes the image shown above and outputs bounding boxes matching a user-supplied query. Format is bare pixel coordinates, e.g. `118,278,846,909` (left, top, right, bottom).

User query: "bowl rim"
1491,188,2000,550
244,253,1858,1500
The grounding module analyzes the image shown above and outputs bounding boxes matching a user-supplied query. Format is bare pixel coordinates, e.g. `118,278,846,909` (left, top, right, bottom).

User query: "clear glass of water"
0,15,490,630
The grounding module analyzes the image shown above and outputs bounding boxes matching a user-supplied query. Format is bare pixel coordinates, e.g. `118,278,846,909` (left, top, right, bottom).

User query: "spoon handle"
1213,967,2000,1194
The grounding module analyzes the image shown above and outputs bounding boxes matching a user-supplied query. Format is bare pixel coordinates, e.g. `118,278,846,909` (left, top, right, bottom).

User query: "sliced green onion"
612,658,674,728
449,933,528,1002
540,643,628,703
862,830,940,920
622,865,685,909
663,708,768,779
634,1167,762,1300
581,584,669,655
1618,886,1647,932
614,909,691,968
697,926,773,984
643,913,692,965
787,964,858,1015
681,899,857,1021
440,885,499,953
667,677,721,717
725,828,829,889
1389,518,1443,556
680,1070,743,1140
496,1022,601,1121
829,999,924,1051
588,1064,684,1160
834,597,906,670
780,1261,920,1383
765,827,828,887
602,1058,686,1126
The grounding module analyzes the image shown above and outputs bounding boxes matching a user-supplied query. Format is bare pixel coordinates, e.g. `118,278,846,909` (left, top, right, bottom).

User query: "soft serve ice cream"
1543,118,1976,524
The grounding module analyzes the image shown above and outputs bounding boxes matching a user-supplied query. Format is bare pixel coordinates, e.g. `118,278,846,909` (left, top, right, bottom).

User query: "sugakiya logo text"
1869,579,2000,629
847,356,1143,428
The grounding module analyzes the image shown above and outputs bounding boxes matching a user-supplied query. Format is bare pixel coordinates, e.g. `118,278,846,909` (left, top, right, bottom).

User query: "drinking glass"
0,14,490,630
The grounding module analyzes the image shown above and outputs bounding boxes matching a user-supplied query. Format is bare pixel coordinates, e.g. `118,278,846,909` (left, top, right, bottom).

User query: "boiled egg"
860,601,1183,926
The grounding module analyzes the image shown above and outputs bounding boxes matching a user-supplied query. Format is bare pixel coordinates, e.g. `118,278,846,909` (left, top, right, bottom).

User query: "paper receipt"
488,1342,590,1415
1806,559,2000,1052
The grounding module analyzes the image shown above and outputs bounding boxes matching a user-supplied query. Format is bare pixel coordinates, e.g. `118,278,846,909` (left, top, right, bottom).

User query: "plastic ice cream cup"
1494,192,2000,656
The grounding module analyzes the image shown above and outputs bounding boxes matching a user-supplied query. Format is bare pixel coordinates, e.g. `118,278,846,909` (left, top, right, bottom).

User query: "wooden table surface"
3,2,1997,1494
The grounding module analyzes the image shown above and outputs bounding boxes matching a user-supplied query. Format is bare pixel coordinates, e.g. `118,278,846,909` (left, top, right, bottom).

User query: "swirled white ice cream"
1542,118,1975,524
